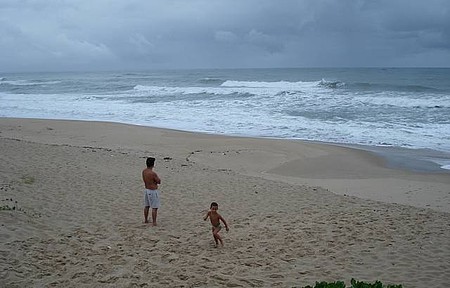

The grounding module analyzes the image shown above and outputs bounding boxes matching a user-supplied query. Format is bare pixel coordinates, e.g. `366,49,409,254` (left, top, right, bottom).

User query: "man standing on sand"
143,157,161,226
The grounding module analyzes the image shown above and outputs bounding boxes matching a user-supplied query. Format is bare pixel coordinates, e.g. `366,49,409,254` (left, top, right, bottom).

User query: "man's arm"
154,173,161,184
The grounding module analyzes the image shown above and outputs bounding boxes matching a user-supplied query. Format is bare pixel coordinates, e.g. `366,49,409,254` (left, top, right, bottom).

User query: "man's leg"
152,208,158,226
144,206,150,223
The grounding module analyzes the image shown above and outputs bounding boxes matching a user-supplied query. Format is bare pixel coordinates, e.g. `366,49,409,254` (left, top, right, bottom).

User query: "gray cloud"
1,0,449,72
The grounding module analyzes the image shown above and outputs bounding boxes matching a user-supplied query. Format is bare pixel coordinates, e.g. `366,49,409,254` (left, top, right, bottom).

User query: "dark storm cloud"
0,0,449,72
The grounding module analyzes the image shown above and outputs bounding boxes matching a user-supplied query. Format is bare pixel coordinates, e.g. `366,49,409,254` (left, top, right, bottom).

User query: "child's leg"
211,227,218,245
213,227,223,246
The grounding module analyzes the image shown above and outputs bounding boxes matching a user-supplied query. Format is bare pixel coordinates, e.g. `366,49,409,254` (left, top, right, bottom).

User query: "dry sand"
1,118,449,287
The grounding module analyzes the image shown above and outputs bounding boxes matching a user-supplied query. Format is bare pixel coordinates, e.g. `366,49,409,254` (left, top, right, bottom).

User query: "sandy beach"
1,118,449,287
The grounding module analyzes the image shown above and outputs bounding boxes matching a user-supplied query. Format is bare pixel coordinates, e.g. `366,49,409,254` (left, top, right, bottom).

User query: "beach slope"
1,118,449,287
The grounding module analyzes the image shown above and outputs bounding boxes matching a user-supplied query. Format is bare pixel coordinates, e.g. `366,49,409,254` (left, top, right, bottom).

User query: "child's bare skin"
204,202,229,247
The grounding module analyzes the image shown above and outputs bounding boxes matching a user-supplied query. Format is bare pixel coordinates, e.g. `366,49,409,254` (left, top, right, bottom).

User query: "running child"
203,202,229,247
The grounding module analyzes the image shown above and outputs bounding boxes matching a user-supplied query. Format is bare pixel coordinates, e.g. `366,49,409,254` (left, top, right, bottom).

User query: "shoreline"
3,116,450,173
339,143,450,173
1,117,450,287
1,117,449,213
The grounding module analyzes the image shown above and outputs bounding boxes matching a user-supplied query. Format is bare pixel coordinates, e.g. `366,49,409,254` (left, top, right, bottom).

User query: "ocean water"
1,68,450,169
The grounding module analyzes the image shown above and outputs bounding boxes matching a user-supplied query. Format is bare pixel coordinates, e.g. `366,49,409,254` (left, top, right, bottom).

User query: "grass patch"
1,198,19,211
302,279,403,288
0,198,42,217
21,175,35,184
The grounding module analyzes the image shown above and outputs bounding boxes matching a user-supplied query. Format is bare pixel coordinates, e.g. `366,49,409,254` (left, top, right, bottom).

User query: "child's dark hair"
210,202,218,208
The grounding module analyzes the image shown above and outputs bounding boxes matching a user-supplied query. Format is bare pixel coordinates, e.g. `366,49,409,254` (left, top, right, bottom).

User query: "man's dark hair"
210,202,218,208
146,157,156,168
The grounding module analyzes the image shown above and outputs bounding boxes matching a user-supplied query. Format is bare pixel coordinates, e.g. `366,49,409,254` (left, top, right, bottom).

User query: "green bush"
301,278,402,288
21,175,35,184
302,281,345,288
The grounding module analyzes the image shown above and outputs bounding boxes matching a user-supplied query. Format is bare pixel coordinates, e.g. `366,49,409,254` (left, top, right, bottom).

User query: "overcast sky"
1,0,449,72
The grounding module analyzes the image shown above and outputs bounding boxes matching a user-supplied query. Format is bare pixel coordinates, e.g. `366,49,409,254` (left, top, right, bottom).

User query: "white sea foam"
0,79,61,86
1,69,449,156
221,80,321,91
355,93,450,108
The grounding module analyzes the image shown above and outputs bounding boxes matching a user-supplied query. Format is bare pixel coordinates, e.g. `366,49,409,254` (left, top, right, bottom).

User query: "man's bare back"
142,168,160,190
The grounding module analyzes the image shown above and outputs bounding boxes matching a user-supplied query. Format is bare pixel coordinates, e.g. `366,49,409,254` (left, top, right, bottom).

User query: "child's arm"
219,215,229,231
203,211,210,221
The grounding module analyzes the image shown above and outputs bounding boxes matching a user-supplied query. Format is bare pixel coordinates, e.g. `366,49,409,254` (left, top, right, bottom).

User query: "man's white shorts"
144,189,160,208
